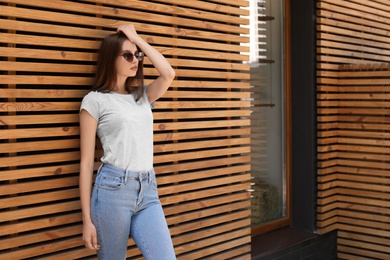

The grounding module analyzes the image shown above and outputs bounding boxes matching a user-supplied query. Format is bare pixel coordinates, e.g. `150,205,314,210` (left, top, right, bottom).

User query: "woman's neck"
114,77,128,94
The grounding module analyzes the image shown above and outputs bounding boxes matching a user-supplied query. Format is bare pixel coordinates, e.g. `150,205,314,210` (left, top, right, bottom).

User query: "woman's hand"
83,221,100,251
117,24,142,44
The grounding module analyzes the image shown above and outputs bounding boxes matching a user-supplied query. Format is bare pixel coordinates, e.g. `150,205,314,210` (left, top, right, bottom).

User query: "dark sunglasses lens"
123,52,134,62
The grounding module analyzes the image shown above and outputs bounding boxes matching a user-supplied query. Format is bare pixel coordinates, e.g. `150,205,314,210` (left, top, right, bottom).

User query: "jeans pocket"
97,174,124,190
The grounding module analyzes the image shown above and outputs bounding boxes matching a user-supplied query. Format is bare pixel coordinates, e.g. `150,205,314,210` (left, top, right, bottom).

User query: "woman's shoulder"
81,91,106,109
84,90,102,97
82,90,106,101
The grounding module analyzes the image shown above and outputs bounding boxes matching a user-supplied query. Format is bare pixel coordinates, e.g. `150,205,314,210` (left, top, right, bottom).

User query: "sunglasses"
119,50,144,63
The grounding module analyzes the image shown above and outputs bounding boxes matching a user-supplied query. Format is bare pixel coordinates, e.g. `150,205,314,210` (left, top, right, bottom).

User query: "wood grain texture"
317,1,390,259
0,0,251,259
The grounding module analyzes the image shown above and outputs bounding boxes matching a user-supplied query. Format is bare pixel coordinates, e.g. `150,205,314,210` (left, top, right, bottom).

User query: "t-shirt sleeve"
80,92,100,121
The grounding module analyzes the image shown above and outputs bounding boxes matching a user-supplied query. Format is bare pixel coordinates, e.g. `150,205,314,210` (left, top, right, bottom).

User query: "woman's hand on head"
117,24,141,43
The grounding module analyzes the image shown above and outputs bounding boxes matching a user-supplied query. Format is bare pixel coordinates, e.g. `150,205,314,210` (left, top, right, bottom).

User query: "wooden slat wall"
317,1,390,259
0,1,252,259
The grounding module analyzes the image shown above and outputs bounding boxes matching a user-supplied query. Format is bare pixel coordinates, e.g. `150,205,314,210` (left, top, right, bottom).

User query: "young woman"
79,24,176,260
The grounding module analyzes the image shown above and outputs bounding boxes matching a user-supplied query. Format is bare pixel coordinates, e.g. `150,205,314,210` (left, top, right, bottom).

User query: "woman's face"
116,39,139,78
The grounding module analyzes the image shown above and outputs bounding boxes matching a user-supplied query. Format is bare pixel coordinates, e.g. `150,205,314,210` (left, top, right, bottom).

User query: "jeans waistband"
98,164,155,184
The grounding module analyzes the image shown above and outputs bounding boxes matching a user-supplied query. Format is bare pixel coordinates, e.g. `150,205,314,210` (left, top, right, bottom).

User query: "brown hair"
92,31,144,100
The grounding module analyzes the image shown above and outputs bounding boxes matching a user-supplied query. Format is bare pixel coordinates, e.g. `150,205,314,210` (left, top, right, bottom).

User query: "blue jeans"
91,164,176,260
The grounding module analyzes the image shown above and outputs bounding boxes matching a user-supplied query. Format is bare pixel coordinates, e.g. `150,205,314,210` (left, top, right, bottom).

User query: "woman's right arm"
79,109,100,251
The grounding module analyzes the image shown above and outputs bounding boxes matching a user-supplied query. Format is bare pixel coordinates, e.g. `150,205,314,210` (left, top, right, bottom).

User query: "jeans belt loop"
124,170,128,185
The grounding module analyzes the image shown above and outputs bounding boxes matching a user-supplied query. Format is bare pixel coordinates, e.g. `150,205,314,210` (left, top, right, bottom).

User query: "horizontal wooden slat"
173,218,250,247
171,80,249,89
0,75,93,85
159,174,251,195
160,183,250,205
0,32,99,49
154,137,250,153
0,213,81,236
169,209,250,236
0,164,81,182
154,119,250,131
317,46,390,63
0,189,80,209
166,200,250,226
339,231,390,249
0,176,79,196
0,237,84,260
337,222,390,239
0,201,81,223
154,146,250,164
163,192,250,216
0,89,88,98
339,241,390,259
0,139,80,153
156,101,250,109
0,61,95,73
159,165,250,186
0,225,80,251
178,235,251,259
0,127,79,140
0,46,95,61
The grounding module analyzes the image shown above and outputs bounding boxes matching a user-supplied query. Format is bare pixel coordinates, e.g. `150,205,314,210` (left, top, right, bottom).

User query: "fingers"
117,24,139,42
117,24,135,34
84,240,93,250
92,234,100,250
83,233,100,250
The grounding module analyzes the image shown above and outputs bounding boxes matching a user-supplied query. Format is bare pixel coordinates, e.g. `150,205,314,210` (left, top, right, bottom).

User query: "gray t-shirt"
80,87,155,171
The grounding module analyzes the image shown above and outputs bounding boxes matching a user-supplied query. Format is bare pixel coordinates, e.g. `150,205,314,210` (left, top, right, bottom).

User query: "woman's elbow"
167,68,175,81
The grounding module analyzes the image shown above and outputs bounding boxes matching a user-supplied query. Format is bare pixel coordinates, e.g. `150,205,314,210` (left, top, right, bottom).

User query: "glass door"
244,0,291,235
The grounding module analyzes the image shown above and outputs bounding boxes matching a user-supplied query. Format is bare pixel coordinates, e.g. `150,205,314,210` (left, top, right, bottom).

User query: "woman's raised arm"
117,24,175,104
